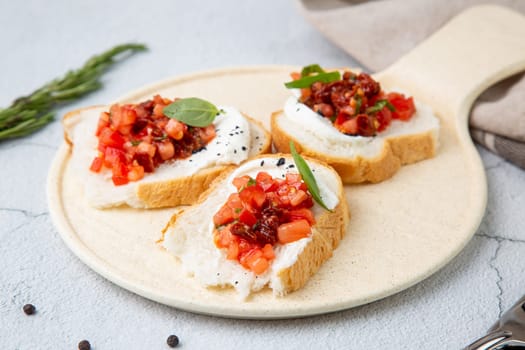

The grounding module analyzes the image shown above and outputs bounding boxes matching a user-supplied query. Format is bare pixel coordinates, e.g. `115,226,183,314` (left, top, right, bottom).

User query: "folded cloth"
297,0,525,169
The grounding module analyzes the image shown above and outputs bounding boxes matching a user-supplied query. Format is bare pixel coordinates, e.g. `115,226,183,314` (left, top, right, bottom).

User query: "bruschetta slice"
160,153,349,299
63,95,271,208
271,65,440,183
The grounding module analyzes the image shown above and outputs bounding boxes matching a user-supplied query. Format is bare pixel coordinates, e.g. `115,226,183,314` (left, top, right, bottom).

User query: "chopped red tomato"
375,107,392,132
89,95,217,186
212,171,316,275
277,219,311,244
89,156,104,173
387,92,416,121
291,68,416,136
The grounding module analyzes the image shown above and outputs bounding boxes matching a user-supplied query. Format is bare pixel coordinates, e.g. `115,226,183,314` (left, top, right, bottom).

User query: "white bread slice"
271,97,440,184
159,154,349,299
63,105,271,209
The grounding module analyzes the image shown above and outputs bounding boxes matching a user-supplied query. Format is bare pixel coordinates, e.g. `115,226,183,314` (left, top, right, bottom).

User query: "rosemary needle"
0,43,147,140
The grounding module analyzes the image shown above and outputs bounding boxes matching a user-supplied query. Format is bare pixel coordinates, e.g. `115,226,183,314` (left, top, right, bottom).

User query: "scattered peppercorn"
78,340,91,350
167,334,179,348
22,304,35,315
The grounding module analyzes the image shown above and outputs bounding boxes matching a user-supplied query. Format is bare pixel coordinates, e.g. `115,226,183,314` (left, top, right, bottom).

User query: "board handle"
377,5,525,122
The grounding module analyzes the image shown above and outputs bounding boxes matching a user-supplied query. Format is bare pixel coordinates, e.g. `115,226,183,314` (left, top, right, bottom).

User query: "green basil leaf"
289,141,332,212
300,64,325,77
366,99,396,114
284,71,341,89
163,97,220,127
130,140,141,146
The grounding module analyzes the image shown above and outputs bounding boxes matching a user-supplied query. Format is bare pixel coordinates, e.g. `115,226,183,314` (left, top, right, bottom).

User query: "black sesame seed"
217,153,221,156
235,281,239,285
260,160,265,166
276,158,285,166
255,136,259,140
242,146,247,151
288,164,295,168
167,335,179,348
240,131,244,133
234,149,237,154
235,125,240,129
78,340,91,350
23,304,35,315
229,133,233,136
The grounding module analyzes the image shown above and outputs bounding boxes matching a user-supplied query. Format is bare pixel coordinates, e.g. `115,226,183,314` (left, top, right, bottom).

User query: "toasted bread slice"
160,154,349,299
63,106,271,209
271,97,439,183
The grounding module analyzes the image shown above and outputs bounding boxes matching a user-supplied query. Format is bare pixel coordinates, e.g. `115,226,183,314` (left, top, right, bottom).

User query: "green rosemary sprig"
0,43,147,140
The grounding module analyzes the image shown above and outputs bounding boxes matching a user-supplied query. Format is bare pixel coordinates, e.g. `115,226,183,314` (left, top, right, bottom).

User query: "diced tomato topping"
89,156,104,173
387,92,416,121
293,67,416,136
226,239,239,260
262,244,275,260
212,171,316,275
256,172,278,192
238,209,258,226
239,185,266,209
277,219,311,244
232,175,251,191
99,127,125,149
91,96,217,186
198,125,216,144
96,112,110,136
127,165,145,182
376,107,392,132
157,141,175,161
111,174,129,186
165,119,186,140
213,205,234,226
286,208,316,225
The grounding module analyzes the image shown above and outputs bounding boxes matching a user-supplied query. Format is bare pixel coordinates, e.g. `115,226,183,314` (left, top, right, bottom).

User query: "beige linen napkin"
297,0,525,169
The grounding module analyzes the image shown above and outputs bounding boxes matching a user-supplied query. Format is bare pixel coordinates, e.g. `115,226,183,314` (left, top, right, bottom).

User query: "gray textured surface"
1,0,524,349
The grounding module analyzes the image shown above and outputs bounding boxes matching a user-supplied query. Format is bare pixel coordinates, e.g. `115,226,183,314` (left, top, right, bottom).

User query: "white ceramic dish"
47,5,525,319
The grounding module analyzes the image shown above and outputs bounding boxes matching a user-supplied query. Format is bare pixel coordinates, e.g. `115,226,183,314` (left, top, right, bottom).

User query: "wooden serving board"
47,5,525,318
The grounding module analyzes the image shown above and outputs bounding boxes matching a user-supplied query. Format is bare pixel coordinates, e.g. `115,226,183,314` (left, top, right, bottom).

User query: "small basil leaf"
163,97,219,127
366,99,396,114
301,64,325,77
284,71,341,89
289,141,332,212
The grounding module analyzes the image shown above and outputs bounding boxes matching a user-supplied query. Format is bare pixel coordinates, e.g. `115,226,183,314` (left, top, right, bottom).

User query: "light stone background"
1,0,524,349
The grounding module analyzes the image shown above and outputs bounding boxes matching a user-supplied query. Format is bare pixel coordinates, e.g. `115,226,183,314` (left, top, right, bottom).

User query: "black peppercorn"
22,304,35,315
167,334,179,347
78,340,91,350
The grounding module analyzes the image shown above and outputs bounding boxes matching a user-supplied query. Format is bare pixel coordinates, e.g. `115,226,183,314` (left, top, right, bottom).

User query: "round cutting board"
47,6,525,319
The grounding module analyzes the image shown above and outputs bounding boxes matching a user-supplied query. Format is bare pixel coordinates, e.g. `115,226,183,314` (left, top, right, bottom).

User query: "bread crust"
160,154,350,296
271,110,437,184
63,106,272,208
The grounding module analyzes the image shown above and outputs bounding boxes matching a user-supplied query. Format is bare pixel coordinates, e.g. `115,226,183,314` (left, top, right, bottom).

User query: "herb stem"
0,43,147,141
